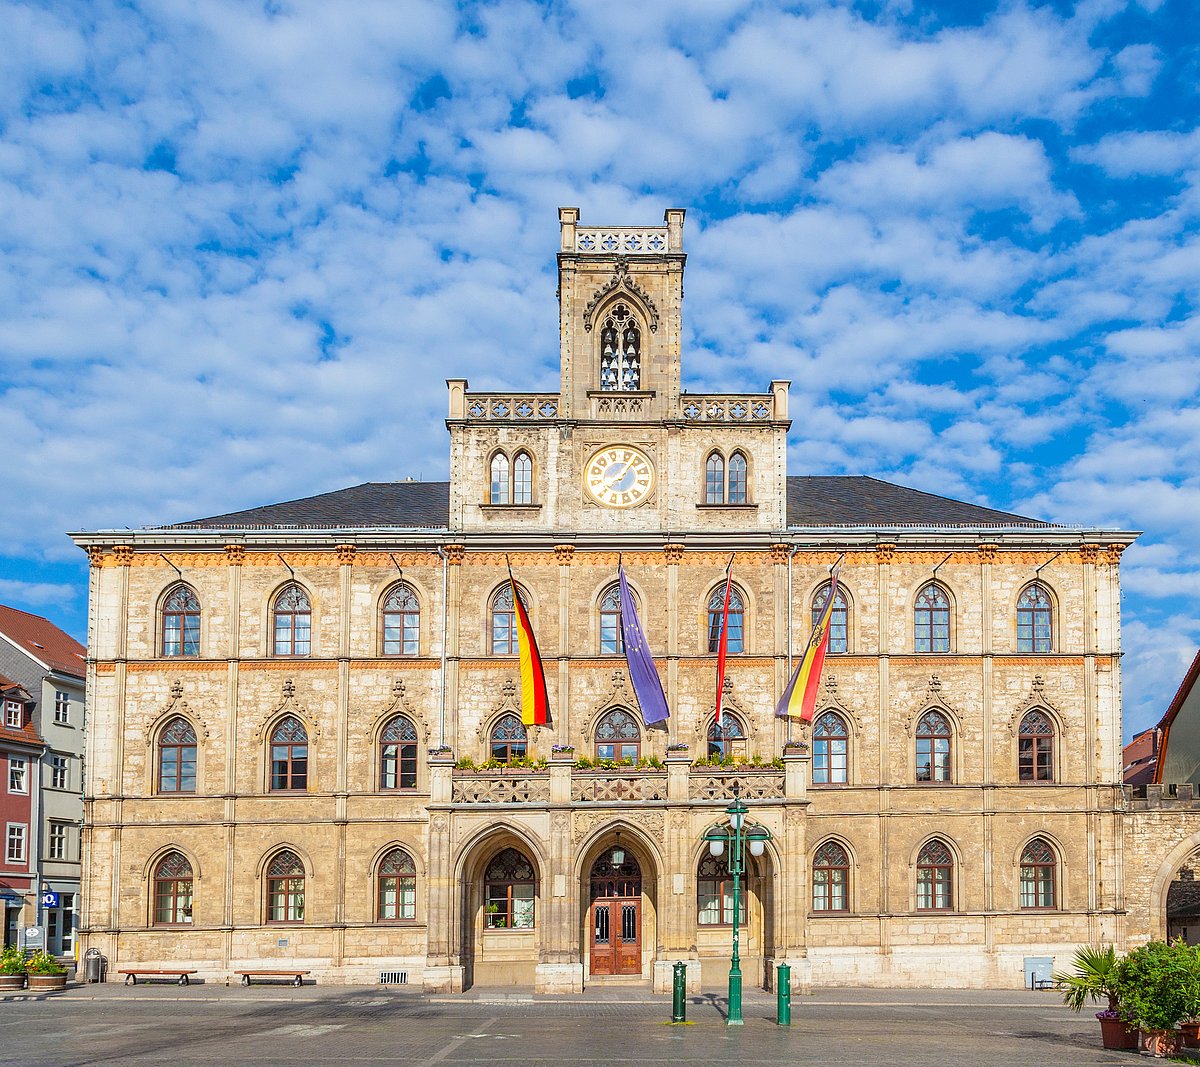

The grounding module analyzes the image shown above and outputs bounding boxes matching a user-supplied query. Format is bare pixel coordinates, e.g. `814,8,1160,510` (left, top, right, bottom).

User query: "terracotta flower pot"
1139,1028,1181,1057
1097,1015,1138,1049
0,973,25,991
1181,1021,1200,1048
26,973,67,992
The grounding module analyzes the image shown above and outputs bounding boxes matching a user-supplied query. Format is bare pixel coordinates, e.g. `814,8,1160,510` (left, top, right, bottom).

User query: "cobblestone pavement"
0,984,1140,1066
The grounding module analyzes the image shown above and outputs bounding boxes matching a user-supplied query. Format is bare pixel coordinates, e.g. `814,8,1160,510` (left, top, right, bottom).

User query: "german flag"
507,558,551,727
776,558,842,722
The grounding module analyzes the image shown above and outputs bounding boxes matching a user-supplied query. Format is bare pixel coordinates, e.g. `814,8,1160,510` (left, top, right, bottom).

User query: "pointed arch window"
599,584,623,655
381,584,420,656
490,585,528,655
153,851,194,925
707,585,744,654
915,710,952,783
727,452,748,504
813,583,848,654
705,453,725,504
812,841,850,912
1018,710,1054,783
707,713,746,760
512,452,533,505
595,707,640,762
161,585,201,657
485,847,535,928
270,716,308,791
599,303,641,391
697,854,746,926
914,583,950,653
377,848,417,921
916,839,953,910
489,712,527,763
380,715,418,790
489,453,510,504
266,850,305,923
158,717,197,794
273,584,311,656
812,711,848,785
1019,838,1057,909
1017,584,1053,653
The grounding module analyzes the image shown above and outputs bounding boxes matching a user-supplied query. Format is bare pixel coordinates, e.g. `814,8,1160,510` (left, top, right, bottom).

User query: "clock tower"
446,208,791,535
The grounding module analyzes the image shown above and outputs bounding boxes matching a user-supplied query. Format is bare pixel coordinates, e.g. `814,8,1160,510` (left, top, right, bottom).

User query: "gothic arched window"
377,848,417,921
512,452,533,505
697,854,746,926
727,452,748,504
270,716,309,791
380,715,419,790
915,710,952,783
381,583,420,656
1017,584,1053,653
485,847,535,928
707,713,746,760
914,583,950,653
813,583,848,655
158,717,197,794
489,452,510,504
599,584,623,655
153,851,194,925
1019,838,1057,909
595,708,640,762
599,303,641,391
272,584,311,657
707,585,745,654
812,841,850,912
266,850,305,923
490,585,528,656
705,453,725,504
812,711,848,785
916,839,953,910
1018,710,1055,783
489,712,527,763
161,584,201,657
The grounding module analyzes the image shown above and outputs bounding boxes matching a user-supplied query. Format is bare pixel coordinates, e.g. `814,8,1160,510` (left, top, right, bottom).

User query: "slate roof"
168,475,1044,531
0,605,87,679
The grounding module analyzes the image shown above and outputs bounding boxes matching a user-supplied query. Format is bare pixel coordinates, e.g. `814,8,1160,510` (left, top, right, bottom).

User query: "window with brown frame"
595,707,641,762
153,851,194,925
812,711,849,785
381,583,419,656
489,712,527,763
812,841,850,912
1020,838,1057,909
915,710,952,783
916,839,954,910
270,716,308,791
380,715,418,789
377,848,417,921
267,850,305,922
697,854,747,926
707,713,746,760
161,584,201,657
1018,710,1055,782
272,584,311,656
158,717,197,794
484,847,535,929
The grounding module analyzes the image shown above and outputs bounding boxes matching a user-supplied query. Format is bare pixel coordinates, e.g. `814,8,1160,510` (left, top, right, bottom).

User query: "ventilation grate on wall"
379,970,408,985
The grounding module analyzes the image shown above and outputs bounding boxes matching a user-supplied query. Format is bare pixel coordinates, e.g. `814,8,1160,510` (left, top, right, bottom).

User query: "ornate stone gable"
901,675,962,736
141,678,211,747
250,678,320,745
581,259,661,333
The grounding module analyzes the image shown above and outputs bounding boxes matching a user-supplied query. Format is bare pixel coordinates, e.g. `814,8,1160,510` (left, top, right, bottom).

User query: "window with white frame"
48,820,70,861
54,691,71,724
6,824,26,864
51,755,68,790
5,701,21,728
8,757,27,794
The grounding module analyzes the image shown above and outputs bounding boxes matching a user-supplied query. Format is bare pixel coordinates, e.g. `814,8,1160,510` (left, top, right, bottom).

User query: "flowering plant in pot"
1113,939,1198,1057
24,949,67,991
1054,945,1136,1050
0,945,26,990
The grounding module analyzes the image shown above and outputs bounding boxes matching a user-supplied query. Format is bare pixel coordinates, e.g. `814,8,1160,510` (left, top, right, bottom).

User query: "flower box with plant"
24,950,67,991
0,945,25,990
1055,944,1138,1050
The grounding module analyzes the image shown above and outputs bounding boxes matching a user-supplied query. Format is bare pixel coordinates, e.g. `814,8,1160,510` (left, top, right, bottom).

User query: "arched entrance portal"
589,851,642,976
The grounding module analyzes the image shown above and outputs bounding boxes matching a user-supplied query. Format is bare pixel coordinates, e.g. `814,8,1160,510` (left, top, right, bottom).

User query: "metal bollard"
671,961,687,1023
776,963,791,1026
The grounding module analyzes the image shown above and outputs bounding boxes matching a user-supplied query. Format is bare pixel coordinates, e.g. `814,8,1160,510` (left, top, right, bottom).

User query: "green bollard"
777,963,791,1026
671,961,687,1023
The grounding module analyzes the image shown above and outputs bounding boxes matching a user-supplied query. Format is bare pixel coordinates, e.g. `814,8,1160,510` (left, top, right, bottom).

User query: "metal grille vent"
379,970,408,985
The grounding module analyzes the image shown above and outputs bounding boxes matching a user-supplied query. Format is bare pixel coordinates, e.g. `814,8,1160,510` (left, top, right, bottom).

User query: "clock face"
584,445,655,509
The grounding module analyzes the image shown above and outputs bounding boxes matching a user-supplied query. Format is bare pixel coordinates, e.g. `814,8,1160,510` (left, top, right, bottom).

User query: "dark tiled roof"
168,476,1044,532
0,605,87,679
786,476,1044,527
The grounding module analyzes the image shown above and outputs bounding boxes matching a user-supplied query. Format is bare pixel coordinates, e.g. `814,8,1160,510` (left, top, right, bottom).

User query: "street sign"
0,893,21,905
23,926,43,947
41,891,59,909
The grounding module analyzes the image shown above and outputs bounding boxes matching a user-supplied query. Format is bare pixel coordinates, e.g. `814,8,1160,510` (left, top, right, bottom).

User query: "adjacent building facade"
74,209,1153,991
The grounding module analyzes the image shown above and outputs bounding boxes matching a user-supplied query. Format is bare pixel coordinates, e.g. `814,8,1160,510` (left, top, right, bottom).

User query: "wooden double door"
589,853,642,976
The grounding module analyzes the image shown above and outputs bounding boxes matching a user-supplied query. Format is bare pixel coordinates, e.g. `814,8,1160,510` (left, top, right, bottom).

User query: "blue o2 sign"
41,891,59,909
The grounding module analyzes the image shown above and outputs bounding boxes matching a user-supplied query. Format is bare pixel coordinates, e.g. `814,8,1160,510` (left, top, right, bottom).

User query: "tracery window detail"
595,708,640,762
599,303,641,390
378,848,417,921
273,584,311,656
270,716,308,791
161,584,201,657
1018,710,1054,783
153,851,194,925
490,585,528,655
512,451,533,505
915,710,952,783
1017,584,1053,653
381,583,419,656
812,841,850,912
266,850,305,923
1019,838,1057,909
485,847,535,929
599,583,624,655
490,453,509,504
380,715,419,789
914,583,950,653
706,453,725,504
727,452,748,504
707,713,746,760
812,711,848,785
916,839,953,910
706,585,745,654
813,583,848,654
697,854,746,926
489,712,527,763
158,717,197,794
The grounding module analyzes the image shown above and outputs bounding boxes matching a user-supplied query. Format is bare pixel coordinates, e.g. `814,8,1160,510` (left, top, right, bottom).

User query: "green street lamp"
702,779,771,1026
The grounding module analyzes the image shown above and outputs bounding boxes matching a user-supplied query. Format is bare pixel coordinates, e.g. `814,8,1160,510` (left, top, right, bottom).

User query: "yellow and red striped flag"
776,559,842,722
507,558,551,727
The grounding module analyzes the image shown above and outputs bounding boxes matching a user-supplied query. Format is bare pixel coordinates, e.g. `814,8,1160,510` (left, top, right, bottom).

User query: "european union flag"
618,564,669,725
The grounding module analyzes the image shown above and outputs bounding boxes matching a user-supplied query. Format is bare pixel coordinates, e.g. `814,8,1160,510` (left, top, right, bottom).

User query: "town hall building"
73,209,1157,993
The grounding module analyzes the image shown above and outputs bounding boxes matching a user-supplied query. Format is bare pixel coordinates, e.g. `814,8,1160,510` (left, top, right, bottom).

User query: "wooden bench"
234,969,310,987
119,968,197,986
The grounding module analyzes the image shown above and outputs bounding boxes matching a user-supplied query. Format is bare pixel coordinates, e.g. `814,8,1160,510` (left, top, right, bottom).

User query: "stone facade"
73,208,1172,992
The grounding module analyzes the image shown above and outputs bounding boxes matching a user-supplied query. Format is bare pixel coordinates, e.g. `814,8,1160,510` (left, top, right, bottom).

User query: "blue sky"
1,0,1196,738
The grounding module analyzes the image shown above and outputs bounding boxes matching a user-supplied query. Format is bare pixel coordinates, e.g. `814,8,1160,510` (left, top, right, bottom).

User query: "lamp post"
703,779,771,1026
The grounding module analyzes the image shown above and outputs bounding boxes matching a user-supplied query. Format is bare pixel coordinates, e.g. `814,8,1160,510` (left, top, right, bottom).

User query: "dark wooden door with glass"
589,852,641,976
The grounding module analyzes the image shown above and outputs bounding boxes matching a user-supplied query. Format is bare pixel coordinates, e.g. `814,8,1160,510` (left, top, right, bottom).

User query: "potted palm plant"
24,949,67,991
0,945,26,991
1054,945,1136,1050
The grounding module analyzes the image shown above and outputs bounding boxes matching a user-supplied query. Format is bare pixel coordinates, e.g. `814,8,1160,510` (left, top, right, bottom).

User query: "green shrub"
1114,939,1200,1031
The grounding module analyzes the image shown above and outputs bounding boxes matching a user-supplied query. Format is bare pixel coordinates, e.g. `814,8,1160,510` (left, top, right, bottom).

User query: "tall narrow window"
813,584,848,654
915,710,952,783
377,848,417,920
812,841,850,912
50,755,68,790
485,848,535,929
489,712,527,763
705,453,725,504
381,584,420,656
158,717,197,794
1017,584,1053,653
273,584,311,656
270,716,309,791
512,452,533,505
490,453,510,504
1020,838,1057,909
5,701,21,728
599,303,640,391
380,715,419,789
1018,711,1055,782
707,714,746,760
727,452,747,504
914,583,950,653
595,708,641,762
697,855,746,926
812,711,849,785
707,585,744,654
154,851,194,925
490,585,527,655
6,825,25,863
599,584,623,655
267,850,305,922
48,820,69,860
8,758,26,794
54,691,71,724
161,585,201,657
916,839,954,910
